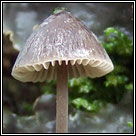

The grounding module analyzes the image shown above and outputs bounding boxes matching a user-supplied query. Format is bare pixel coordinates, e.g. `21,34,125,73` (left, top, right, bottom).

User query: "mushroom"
11,9,114,133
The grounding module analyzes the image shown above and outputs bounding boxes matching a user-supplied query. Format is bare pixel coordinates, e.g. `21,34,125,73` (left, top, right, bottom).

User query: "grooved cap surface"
11,11,114,82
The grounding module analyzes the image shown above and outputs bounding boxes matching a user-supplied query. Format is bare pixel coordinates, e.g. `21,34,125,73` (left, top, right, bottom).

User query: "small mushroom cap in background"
11,10,114,83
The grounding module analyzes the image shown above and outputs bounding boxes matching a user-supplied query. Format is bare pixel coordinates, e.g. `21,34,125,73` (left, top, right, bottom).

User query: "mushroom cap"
11,10,114,82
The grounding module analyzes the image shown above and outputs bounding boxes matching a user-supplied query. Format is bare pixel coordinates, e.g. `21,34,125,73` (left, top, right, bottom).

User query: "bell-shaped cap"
11,10,114,82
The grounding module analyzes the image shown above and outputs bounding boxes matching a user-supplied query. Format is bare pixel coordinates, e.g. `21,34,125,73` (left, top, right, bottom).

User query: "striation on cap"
11,11,114,82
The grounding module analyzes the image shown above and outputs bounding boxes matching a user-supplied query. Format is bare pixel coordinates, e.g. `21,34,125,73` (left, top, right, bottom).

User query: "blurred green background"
3,2,133,133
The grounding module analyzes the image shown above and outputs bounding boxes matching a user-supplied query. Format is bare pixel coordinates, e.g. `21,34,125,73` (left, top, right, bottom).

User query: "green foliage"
41,80,56,94
68,78,93,94
42,27,133,113
23,103,33,115
53,7,67,14
102,27,133,57
128,121,133,127
72,98,105,112
125,82,133,91
105,75,128,87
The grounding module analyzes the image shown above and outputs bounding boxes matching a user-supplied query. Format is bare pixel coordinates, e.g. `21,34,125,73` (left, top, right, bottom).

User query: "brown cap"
11,10,114,82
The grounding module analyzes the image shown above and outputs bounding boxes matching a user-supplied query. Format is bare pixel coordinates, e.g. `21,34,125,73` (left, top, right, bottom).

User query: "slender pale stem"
56,61,68,133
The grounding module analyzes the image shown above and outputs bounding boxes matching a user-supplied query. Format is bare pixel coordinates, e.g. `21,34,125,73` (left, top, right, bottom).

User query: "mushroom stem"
56,61,68,133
